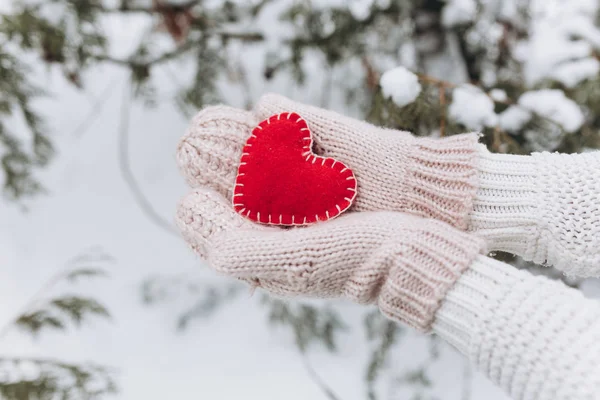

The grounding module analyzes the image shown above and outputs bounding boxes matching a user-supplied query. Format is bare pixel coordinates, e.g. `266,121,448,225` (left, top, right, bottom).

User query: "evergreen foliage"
1,1,598,399
0,250,116,399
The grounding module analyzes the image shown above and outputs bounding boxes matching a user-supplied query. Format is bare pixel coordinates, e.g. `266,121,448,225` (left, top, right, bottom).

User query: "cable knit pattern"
470,147,600,276
176,188,485,332
434,256,600,400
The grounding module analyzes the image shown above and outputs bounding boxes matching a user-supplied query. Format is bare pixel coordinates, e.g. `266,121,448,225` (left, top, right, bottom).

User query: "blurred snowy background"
0,0,599,399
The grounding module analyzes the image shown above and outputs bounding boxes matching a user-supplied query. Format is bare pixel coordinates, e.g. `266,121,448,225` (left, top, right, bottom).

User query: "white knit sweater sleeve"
433,256,600,400
470,148,600,277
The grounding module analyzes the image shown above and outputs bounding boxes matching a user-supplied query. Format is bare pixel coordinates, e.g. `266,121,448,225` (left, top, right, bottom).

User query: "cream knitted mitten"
176,188,484,332
178,94,481,230
178,93,600,276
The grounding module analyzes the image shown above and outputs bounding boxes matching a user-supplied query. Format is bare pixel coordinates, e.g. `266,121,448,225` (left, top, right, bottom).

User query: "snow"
550,58,600,89
0,3,513,400
498,106,532,133
520,0,600,86
489,89,507,102
348,0,373,21
518,89,585,133
379,66,422,108
1,0,598,399
448,85,498,131
441,0,478,28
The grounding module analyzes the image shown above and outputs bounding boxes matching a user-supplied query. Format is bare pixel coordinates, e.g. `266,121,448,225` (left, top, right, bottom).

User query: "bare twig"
83,0,202,14
70,77,120,138
117,80,179,236
439,83,447,137
301,352,342,400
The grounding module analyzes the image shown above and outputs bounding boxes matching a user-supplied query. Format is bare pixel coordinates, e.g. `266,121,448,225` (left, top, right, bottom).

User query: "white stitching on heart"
232,112,358,227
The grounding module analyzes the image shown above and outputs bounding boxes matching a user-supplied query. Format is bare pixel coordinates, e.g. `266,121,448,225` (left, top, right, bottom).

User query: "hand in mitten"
177,93,600,276
175,96,600,400
177,187,484,332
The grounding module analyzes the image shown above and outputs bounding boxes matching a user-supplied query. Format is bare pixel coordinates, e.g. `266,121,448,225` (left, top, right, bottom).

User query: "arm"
434,256,600,400
470,149,600,277
179,93,600,276
178,188,600,400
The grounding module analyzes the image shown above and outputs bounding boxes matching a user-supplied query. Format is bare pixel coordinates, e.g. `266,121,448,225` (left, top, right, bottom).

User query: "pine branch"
89,0,203,14
14,295,110,337
0,250,112,339
0,357,117,400
92,30,263,67
364,310,402,400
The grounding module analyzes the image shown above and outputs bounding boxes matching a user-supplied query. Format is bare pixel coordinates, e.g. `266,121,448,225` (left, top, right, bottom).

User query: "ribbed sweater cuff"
432,255,524,355
405,133,481,230
468,147,541,259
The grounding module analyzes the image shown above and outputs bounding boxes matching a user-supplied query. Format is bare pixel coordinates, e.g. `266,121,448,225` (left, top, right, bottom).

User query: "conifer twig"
0,271,68,340
439,83,447,137
117,80,178,237
301,352,342,400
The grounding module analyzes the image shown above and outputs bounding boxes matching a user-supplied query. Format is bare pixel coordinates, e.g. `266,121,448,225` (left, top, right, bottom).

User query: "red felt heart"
232,112,357,226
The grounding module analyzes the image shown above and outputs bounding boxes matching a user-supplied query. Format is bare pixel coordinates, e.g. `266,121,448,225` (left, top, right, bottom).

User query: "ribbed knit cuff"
405,133,481,230
378,221,486,333
468,147,541,259
432,255,524,355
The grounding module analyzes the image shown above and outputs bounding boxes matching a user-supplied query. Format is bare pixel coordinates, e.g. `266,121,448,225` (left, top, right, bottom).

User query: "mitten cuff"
405,133,481,230
377,220,486,332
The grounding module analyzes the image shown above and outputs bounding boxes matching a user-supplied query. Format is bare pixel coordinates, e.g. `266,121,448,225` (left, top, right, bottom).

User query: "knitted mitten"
176,188,485,332
178,94,480,230
178,93,600,276
471,149,600,277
